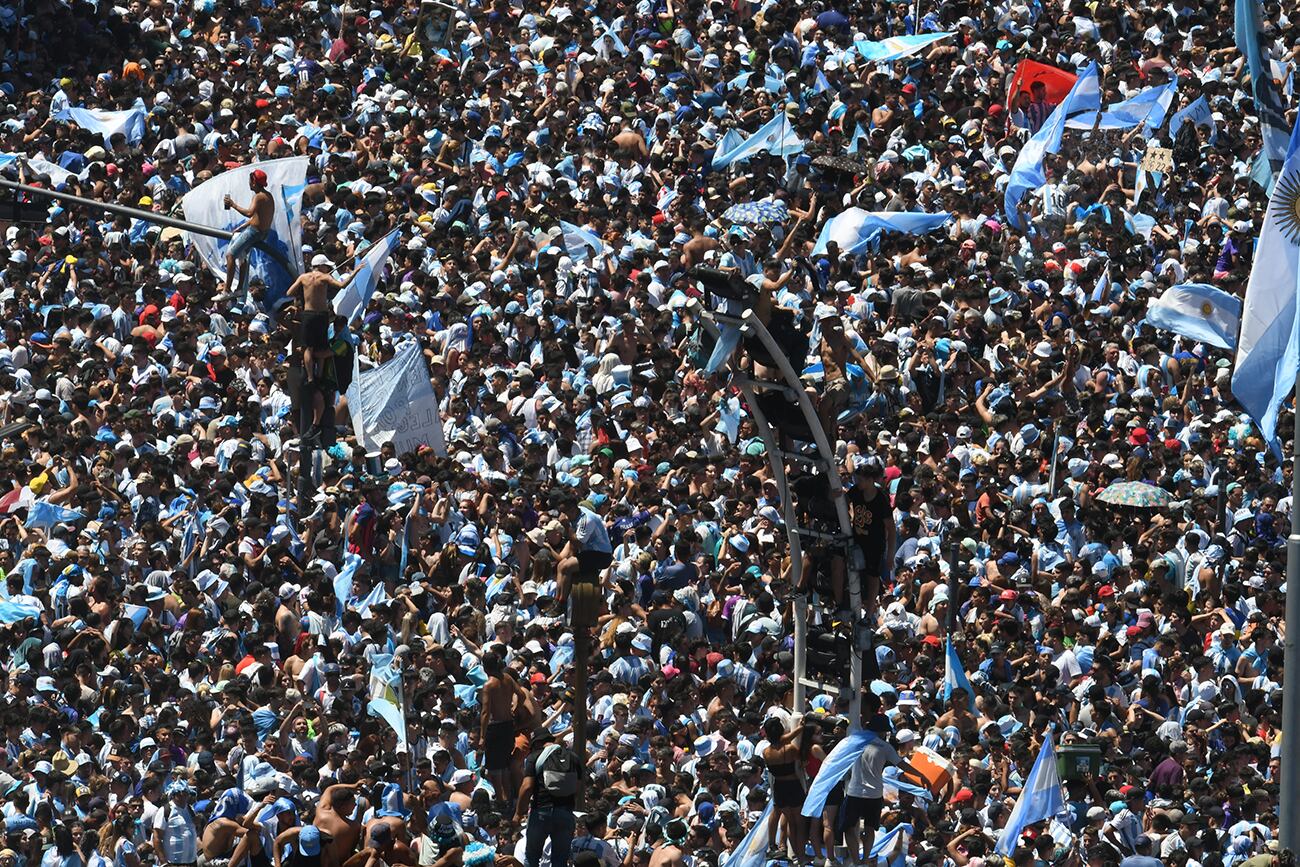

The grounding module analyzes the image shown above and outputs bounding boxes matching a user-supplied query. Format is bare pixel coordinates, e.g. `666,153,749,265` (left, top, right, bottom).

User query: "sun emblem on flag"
1273,170,1300,245
1200,302,1214,317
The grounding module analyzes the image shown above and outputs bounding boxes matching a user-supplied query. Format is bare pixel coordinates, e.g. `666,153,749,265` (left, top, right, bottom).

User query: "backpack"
536,744,578,798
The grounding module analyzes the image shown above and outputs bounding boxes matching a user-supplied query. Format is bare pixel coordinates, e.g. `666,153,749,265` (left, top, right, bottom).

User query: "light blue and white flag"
346,341,447,457
559,221,609,261
180,157,309,310
1065,81,1175,131
712,113,804,169
356,581,389,619
333,228,401,323
847,123,869,155
333,552,362,617
943,637,977,713
854,32,952,63
1236,0,1289,190
1147,283,1243,350
869,822,913,867
367,698,408,751
715,128,746,158
24,500,84,531
0,600,41,623
1169,95,1216,140
722,802,773,867
802,728,878,817
811,208,951,257
994,734,1065,856
54,101,147,146
1004,63,1101,230
1231,114,1300,457
594,21,628,57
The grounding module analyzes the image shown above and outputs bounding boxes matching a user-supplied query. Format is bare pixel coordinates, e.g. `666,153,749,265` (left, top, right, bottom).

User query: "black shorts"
577,549,614,580
842,796,883,829
773,777,806,808
824,779,845,808
299,309,331,352
484,720,515,771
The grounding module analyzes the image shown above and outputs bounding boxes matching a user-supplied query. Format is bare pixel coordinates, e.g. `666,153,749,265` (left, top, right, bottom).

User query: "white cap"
311,254,334,269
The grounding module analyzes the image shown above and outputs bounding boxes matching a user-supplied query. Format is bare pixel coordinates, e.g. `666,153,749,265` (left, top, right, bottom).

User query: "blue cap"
299,825,324,856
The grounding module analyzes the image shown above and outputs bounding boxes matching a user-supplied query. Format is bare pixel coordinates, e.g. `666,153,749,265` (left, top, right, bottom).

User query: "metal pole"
1282,373,1300,855
946,539,960,634
572,625,590,809
0,178,234,241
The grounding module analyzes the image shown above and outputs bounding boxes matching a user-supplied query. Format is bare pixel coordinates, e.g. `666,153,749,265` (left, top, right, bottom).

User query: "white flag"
180,157,309,309
346,341,447,457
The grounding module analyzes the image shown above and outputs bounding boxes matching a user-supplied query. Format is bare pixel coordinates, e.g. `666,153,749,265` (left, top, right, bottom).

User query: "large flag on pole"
712,113,804,169
1231,114,1300,457
333,229,401,323
1235,0,1290,191
994,735,1066,856
1147,283,1243,350
943,637,977,713
1004,63,1101,230
181,157,309,310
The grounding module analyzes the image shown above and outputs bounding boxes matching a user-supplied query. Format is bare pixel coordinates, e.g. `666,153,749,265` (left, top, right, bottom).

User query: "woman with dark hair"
760,716,807,864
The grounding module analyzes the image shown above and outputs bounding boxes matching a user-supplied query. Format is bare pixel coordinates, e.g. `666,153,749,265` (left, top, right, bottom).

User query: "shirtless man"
286,255,357,440
815,308,869,446
223,169,276,296
648,819,690,867
480,652,529,807
315,783,364,864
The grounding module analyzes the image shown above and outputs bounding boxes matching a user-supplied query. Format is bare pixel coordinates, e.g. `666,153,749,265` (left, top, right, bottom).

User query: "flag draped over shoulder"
802,728,878,817
722,803,772,867
1231,115,1300,457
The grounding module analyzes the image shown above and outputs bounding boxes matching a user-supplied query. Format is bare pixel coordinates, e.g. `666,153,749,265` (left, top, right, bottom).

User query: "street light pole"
0,178,234,240
1280,375,1300,855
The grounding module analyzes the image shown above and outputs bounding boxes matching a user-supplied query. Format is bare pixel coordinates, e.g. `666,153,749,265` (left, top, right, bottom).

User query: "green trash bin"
1056,743,1103,781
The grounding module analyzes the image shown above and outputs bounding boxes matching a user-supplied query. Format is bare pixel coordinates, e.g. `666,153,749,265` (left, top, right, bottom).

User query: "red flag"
1005,60,1078,114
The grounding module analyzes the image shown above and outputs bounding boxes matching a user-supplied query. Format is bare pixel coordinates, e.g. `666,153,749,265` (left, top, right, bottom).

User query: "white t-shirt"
153,803,198,864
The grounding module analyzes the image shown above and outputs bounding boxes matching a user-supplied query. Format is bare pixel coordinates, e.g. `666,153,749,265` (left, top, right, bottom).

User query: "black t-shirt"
647,608,687,653
524,748,578,810
846,486,892,574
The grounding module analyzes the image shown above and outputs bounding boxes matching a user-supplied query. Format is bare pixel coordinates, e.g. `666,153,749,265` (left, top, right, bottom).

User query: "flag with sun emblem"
1232,113,1300,457
1147,283,1242,350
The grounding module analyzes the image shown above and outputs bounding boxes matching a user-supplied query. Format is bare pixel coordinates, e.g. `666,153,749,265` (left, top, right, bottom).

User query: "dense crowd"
0,1,1296,867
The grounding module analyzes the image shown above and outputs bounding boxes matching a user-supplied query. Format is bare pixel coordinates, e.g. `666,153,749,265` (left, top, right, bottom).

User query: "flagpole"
1282,371,1300,855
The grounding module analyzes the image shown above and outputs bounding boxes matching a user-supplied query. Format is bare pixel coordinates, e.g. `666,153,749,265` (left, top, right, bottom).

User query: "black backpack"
536,744,578,798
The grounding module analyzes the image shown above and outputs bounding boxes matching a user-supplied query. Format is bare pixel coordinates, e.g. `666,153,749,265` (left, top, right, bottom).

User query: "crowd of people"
0,0,1295,867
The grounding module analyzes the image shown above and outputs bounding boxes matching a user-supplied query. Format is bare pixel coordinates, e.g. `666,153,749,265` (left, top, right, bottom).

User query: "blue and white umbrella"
722,200,790,225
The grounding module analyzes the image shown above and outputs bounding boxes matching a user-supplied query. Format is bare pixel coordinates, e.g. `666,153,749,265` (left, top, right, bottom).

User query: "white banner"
180,157,308,309
347,342,447,457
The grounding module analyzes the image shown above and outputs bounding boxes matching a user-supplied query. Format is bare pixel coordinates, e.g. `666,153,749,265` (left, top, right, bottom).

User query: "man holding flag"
287,254,360,443
843,715,923,866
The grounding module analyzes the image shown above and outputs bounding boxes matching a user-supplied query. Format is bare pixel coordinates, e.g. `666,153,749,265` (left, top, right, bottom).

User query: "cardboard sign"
1141,147,1174,174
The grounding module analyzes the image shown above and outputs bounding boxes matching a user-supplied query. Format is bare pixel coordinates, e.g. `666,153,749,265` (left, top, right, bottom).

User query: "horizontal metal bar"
0,177,234,241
